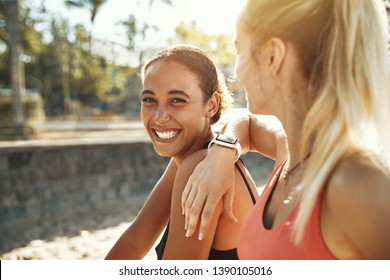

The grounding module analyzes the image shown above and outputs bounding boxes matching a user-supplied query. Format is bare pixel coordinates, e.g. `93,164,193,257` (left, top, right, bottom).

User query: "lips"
153,129,181,140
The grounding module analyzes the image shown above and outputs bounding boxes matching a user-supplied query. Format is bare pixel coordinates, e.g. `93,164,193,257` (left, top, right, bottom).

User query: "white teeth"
155,130,179,140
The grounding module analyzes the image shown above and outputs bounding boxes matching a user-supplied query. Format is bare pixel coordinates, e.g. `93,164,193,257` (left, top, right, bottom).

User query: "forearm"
216,112,284,159
105,200,169,260
248,114,285,160
219,113,251,155
105,226,153,260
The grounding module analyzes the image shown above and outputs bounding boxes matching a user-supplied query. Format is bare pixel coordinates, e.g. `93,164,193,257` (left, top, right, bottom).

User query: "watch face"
216,134,238,145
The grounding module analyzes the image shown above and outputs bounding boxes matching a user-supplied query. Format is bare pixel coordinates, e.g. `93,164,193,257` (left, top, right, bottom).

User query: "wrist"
208,144,237,163
208,134,242,162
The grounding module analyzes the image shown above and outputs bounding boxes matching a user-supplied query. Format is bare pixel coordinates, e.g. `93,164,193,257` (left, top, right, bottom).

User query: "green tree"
3,0,25,139
1,0,46,88
0,0,9,86
147,0,172,9
70,24,113,113
119,0,173,68
64,0,107,48
119,14,159,68
50,18,73,117
64,0,106,24
168,21,235,70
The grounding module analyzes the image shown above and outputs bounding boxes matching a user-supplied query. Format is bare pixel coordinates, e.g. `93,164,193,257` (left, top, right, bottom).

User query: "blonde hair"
241,0,390,242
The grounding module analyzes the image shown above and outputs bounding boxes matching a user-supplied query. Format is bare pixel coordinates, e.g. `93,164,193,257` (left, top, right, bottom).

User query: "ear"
266,37,286,77
206,91,220,118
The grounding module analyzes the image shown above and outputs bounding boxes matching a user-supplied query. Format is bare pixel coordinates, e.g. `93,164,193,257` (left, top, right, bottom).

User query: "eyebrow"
142,89,190,98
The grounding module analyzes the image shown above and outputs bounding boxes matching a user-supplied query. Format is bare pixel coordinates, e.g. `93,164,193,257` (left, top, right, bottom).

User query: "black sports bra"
155,155,256,260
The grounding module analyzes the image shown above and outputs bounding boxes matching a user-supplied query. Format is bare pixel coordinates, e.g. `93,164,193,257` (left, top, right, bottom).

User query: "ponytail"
296,0,390,242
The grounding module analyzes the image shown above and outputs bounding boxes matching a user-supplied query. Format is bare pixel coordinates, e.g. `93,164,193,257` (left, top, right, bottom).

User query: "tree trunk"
59,40,72,118
4,0,26,139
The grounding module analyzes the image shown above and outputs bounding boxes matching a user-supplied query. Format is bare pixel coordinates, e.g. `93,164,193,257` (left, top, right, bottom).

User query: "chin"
151,144,170,157
157,152,172,158
247,104,261,115
154,149,173,158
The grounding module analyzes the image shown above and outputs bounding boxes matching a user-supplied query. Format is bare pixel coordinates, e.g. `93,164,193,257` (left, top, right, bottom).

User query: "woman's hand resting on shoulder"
181,145,237,240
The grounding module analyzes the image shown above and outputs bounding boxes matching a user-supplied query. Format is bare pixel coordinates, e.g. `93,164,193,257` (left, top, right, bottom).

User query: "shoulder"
174,150,208,189
326,153,390,227
179,149,208,171
324,153,390,258
328,153,390,201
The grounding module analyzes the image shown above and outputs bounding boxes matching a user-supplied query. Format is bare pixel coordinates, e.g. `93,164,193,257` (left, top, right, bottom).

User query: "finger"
222,187,237,223
184,184,198,231
185,192,206,238
181,177,193,215
198,196,218,240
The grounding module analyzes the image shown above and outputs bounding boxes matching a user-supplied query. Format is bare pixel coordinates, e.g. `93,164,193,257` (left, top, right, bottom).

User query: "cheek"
182,107,208,129
140,106,145,121
140,106,152,127
235,54,255,85
234,56,245,81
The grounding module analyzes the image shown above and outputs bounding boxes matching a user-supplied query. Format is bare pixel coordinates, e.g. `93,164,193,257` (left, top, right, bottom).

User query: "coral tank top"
238,158,336,260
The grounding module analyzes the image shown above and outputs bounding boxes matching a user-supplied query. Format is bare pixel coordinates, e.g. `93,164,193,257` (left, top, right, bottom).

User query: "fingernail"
198,233,204,241
185,230,190,237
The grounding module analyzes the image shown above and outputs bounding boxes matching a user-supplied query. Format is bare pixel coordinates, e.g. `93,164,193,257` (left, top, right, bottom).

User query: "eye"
141,97,156,104
171,98,187,104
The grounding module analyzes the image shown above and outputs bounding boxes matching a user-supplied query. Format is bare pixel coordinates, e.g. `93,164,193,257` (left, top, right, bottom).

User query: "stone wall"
0,138,274,253
0,139,170,251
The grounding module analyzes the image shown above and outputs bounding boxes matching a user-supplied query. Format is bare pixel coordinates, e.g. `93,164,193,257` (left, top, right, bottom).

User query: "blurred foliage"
169,21,235,70
0,0,244,120
119,14,159,67
0,94,44,139
64,0,107,23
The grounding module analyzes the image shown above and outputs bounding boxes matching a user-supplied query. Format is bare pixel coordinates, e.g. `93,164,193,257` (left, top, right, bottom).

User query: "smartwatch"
208,134,242,161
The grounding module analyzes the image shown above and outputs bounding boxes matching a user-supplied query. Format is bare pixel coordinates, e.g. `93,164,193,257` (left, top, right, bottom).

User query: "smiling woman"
105,44,260,260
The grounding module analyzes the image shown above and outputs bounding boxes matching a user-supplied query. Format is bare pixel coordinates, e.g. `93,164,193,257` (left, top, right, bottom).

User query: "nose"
153,105,170,124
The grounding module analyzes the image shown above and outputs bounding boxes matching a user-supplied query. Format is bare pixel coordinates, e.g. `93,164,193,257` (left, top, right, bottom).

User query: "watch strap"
208,135,242,162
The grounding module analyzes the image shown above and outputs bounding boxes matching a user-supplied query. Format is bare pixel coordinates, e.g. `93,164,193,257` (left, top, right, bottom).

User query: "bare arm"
182,112,287,239
163,150,222,259
105,159,177,259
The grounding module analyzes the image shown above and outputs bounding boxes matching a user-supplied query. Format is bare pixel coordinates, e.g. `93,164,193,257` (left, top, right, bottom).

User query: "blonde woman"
182,0,390,259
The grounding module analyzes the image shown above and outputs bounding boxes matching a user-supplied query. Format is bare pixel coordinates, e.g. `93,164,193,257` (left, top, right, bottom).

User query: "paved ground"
0,194,158,260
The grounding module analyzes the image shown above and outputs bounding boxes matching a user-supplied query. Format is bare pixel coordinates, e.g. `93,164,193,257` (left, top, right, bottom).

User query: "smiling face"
141,59,215,163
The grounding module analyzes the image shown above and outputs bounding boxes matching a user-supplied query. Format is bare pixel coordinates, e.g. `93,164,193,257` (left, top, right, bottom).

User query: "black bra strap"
235,159,257,204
